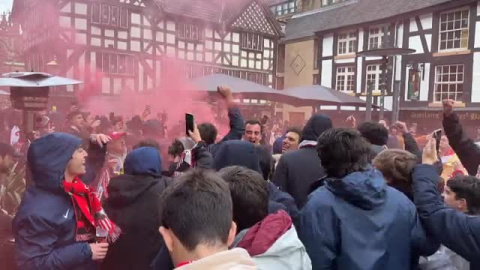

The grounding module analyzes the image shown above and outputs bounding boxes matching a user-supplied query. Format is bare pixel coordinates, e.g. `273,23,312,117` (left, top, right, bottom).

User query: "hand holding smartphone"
185,113,194,136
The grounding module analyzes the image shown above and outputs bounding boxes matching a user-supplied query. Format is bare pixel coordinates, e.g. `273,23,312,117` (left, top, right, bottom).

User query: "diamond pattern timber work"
231,2,276,36
290,54,306,75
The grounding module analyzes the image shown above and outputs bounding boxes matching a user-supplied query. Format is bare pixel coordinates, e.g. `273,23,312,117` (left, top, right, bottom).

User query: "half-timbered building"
11,0,282,98
280,0,480,131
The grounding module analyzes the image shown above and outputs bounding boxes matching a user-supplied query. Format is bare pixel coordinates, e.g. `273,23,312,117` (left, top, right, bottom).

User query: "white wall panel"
321,60,332,88
472,52,480,102
356,57,363,93
420,14,433,30
322,34,334,57
409,36,424,54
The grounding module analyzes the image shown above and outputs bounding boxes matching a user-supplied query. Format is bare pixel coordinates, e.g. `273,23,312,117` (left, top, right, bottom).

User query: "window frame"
241,32,264,52
368,26,385,50
177,23,204,42
438,8,470,52
337,30,357,55
336,66,356,92
433,64,464,103
365,64,385,92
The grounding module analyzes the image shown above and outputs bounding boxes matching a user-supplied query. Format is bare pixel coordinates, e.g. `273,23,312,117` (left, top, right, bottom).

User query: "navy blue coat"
13,133,106,270
299,168,437,270
206,107,245,158
413,164,480,269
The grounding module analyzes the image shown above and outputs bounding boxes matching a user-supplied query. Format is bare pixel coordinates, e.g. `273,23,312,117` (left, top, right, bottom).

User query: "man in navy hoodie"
13,132,111,270
299,128,437,270
413,137,480,269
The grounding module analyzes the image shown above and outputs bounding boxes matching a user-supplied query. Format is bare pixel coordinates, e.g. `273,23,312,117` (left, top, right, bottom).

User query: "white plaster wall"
358,29,364,52
409,36,424,54
420,14,433,30
425,34,432,52
321,60,333,88
356,57,363,93
472,52,480,102
410,18,418,32
322,34,334,57
384,96,393,111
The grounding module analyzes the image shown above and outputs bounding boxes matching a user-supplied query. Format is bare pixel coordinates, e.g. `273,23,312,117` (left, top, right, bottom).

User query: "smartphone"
185,113,194,135
433,129,442,153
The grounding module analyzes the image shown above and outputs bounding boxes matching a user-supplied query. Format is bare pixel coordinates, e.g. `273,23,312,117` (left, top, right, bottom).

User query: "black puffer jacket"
272,114,332,208
102,147,171,270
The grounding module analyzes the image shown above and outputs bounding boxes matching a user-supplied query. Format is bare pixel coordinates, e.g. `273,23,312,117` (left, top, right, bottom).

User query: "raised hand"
442,99,455,117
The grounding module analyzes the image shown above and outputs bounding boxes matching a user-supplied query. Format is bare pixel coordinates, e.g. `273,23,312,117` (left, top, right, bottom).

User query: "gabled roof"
152,0,282,36
283,0,469,42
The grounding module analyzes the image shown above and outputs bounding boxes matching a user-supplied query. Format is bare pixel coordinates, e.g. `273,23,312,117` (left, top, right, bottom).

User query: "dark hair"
159,169,233,250
317,128,371,178
66,110,82,121
357,121,389,146
198,123,218,145
167,139,184,157
285,127,302,139
218,166,268,232
245,120,263,134
447,176,480,215
134,139,160,150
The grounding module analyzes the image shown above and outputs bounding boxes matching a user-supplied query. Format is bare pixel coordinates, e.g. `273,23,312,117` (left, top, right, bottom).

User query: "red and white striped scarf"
63,177,121,243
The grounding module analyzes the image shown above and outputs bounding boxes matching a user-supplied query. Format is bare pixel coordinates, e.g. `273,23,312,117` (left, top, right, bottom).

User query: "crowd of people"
0,86,479,270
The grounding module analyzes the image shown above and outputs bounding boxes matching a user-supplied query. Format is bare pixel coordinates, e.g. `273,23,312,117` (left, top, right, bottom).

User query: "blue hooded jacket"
13,133,99,270
299,168,437,270
413,164,480,269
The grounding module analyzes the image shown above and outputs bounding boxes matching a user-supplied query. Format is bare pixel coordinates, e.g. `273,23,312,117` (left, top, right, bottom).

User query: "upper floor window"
177,23,203,41
368,26,385,49
338,31,357,55
336,66,355,92
434,64,464,102
241,33,264,52
439,9,469,52
271,1,297,16
92,4,129,29
96,52,136,75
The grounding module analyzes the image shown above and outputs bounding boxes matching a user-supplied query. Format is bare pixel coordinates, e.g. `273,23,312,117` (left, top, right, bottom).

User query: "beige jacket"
176,248,257,270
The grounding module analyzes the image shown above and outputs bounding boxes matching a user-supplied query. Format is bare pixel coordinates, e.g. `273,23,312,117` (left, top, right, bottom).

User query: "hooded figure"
102,147,171,270
13,133,108,270
272,114,332,208
214,140,299,223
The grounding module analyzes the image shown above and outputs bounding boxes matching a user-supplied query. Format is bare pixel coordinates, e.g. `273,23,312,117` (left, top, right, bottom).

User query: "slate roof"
154,0,269,23
152,0,282,36
284,0,466,42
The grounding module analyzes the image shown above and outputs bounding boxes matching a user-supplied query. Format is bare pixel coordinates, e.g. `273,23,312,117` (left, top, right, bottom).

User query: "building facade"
277,0,480,132
0,12,24,75
11,0,282,99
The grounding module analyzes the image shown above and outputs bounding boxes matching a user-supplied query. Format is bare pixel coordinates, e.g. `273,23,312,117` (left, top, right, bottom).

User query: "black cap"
0,143,22,158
